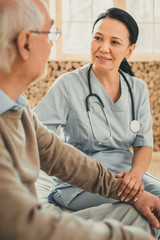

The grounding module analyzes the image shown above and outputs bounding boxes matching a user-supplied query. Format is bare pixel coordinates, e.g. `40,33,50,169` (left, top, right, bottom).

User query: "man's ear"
16,30,31,60
125,44,135,60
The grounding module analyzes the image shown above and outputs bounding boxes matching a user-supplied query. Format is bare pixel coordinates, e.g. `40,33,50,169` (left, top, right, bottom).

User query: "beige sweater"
0,104,149,240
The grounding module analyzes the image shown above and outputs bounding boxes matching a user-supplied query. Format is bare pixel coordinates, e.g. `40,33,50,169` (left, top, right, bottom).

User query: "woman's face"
90,17,135,73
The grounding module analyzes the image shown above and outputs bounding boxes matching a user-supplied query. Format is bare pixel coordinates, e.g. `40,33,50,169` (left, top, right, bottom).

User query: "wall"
25,61,160,151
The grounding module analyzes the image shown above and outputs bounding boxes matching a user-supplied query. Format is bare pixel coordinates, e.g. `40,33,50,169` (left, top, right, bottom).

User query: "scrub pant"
50,172,160,211
36,170,152,238
49,172,160,239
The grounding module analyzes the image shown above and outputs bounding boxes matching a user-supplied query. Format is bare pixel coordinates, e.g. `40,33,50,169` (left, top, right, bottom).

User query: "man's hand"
134,191,160,229
116,171,144,202
150,236,156,240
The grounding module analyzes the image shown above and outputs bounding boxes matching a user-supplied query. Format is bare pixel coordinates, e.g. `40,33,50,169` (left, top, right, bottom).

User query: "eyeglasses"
30,28,61,42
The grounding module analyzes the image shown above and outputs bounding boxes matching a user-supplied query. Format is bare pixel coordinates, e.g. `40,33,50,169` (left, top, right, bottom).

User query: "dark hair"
92,8,139,76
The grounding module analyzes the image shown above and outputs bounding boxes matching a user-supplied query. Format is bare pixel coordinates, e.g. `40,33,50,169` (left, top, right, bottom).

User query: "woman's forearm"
130,146,152,178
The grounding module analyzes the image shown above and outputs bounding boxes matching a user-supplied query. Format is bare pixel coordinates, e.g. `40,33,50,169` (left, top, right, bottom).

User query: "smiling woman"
91,18,135,93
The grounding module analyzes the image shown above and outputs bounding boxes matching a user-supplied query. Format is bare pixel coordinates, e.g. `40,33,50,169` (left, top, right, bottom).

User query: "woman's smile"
96,55,112,62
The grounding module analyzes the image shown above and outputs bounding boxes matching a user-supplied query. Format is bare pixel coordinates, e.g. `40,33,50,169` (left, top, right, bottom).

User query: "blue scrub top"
34,63,153,173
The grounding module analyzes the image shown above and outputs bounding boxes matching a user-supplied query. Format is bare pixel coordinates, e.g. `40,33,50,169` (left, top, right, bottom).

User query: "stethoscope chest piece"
130,120,140,133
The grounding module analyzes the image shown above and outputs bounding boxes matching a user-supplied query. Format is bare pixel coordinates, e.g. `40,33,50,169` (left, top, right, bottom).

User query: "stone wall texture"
25,61,160,151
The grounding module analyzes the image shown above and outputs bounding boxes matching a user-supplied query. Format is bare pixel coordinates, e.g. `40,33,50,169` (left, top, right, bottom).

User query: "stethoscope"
86,63,140,144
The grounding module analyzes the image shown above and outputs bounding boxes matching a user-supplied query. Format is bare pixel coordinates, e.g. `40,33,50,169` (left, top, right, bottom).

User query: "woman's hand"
116,171,144,202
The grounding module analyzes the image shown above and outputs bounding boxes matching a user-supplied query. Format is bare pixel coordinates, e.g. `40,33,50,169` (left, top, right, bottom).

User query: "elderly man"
0,0,159,239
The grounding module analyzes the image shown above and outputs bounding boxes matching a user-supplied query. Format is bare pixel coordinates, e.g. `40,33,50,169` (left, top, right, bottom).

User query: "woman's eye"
112,41,120,45
93,36,101,41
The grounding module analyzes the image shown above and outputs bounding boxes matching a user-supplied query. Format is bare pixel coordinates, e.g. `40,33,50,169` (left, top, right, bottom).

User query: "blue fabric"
34,64,155,208
48,170,160,211
0,90,27,115
34,64,153,151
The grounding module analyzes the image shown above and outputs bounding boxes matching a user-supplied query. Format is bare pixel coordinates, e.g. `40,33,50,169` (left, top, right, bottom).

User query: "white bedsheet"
35,170,152,237
35,169,72,212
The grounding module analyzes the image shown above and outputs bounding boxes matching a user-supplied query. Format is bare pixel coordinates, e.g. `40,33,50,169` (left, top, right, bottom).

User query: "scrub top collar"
89,68,129,112
0,89,28,115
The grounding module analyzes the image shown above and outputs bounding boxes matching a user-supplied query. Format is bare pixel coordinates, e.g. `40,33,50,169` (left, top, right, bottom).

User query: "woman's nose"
100,42,111,53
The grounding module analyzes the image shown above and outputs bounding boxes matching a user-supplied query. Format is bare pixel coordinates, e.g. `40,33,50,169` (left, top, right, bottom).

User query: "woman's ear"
125,44,135,60
16,30,31,60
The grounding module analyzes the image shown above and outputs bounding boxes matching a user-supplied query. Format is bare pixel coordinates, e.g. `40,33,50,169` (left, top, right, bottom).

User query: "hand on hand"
134,191,160,230
116,171,144,202
150,236,157,240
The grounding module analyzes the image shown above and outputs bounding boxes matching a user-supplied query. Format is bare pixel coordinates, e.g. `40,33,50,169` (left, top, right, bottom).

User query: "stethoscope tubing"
118,69,135,120
86,63,140,144
86,63,134,119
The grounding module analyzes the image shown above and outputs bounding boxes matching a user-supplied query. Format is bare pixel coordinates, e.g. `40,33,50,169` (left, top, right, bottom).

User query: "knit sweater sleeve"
34,112,121,200
0,144,149,240
0,110,150,240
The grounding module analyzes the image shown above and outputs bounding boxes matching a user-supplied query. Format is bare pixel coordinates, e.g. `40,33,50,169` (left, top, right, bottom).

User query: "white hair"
0,0,45,73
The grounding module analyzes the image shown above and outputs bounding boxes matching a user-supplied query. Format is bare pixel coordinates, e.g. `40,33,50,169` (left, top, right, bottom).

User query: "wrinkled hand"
134,191,160,229
150,236,156,240
116,171,144,202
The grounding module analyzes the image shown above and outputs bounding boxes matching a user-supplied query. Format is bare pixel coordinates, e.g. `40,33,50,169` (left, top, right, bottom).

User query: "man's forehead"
29,0,50,16
30,0,53,27
29,0,45,11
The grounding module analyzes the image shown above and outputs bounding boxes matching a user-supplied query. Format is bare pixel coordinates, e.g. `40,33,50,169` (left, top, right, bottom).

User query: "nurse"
34,8,160,211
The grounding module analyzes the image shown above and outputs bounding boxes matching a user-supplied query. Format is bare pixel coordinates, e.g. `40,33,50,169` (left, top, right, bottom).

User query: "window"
48,0,160,61
125,0,160,61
